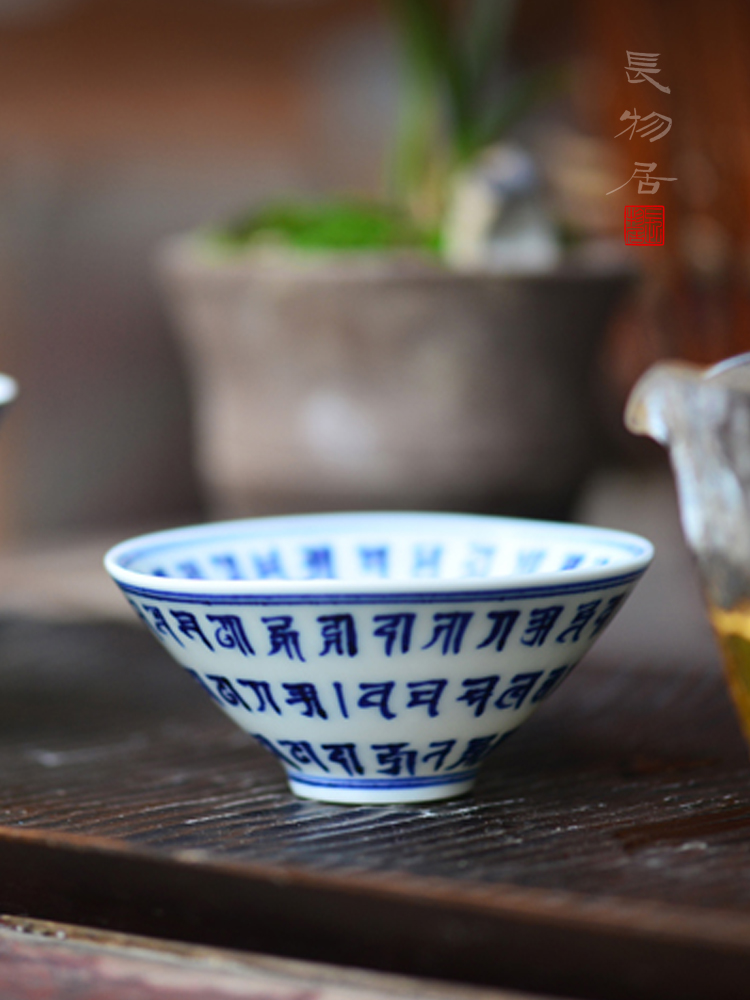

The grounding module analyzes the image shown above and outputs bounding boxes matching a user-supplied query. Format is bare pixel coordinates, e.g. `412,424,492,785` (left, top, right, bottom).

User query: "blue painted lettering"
177,561,204,579
277,740,328,770
170,610,213,650
142,605,182,646
236,679,282,714
413,545,442,578
206,614,254,655
561,553,584,570
359,547,389,577
422,740,456,771
495,671,543,710
303,546,335,579
262,616,305,661
253,550,286,579
373,613,415,656
205,674,251,710
320,743,364,776
423,612,473,655
332,681,349,718
317,614,358,657
406,679,448,717
282,682,328,719
477,610,520,651
521,606,564,647
555,601,601,643
372,743,418,776
358,682,396,720
457,675,500,717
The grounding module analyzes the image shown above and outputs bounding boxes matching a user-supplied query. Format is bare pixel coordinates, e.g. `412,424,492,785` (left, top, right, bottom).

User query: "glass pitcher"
626,353,750,743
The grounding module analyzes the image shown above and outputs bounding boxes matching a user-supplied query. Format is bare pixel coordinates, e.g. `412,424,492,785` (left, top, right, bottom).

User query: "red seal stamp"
624,205,665,246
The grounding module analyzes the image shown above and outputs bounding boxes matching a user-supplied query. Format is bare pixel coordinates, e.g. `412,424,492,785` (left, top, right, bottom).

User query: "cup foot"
286,771,476,805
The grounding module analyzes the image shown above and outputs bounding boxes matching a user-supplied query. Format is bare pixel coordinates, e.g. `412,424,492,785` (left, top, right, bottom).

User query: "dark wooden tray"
0,616,748,1000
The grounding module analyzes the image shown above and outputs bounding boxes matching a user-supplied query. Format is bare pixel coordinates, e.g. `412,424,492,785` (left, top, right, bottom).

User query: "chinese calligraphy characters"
624,51,671,93
616,109,672,142
607,162,676,197
609,50,676,204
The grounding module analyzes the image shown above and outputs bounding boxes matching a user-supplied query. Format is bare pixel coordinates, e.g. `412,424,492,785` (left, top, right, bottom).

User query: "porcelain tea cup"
105,511,652,804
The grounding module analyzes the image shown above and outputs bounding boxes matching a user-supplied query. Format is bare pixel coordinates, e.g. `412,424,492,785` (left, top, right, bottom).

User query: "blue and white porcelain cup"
105,512,652,804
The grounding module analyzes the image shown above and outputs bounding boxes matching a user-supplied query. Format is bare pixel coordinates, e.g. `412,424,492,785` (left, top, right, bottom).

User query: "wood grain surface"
0,616,747,1000
0,915,548,1000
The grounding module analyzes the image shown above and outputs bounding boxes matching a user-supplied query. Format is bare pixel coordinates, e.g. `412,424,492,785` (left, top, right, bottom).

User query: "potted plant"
158,0,629,520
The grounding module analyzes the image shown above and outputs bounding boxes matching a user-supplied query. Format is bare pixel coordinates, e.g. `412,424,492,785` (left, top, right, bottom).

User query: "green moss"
208,200,441,255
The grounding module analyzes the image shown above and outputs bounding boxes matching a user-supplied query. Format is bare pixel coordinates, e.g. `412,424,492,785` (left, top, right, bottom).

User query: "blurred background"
0,0,743,661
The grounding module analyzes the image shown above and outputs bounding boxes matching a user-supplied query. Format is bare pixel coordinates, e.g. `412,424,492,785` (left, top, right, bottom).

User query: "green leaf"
209,200,440,254
389,0,475,177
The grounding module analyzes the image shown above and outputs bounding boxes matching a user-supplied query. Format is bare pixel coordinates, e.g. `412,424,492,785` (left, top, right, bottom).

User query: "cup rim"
104,511,654,598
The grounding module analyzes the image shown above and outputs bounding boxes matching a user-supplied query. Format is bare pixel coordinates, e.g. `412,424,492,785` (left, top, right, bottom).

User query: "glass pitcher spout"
627,353,750,747
626,353,750,611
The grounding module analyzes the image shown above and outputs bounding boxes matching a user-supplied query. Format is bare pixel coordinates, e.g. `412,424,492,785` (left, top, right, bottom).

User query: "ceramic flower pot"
157,240,629,519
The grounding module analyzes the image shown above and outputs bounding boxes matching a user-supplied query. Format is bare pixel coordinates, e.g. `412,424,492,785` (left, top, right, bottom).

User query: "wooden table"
0,914,543,1000
0,613,747,999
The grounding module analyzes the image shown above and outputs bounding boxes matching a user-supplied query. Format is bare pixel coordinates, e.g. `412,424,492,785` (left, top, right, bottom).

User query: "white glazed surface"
105,512,653,804
0,374,18,409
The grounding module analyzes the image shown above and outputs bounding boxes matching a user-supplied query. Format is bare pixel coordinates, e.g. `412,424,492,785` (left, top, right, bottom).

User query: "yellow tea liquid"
709,602,750,746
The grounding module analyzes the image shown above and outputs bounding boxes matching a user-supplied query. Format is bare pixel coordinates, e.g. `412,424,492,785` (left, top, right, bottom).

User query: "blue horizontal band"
286,770,477,791
116,569,644,607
